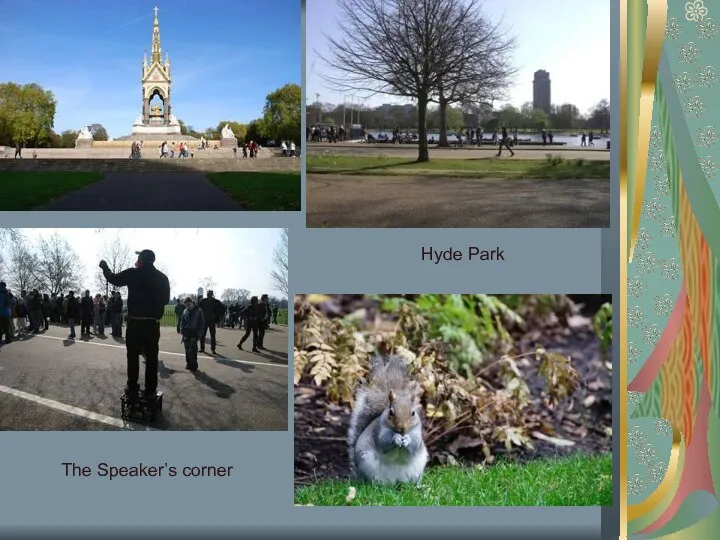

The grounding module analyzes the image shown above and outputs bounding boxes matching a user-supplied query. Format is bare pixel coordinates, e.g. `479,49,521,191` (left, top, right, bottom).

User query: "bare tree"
156,263,175,301
95,235,133,296
318,0,481,162
0,228,21,247
34,234,84,295
430,5,516,146
221,288,251,304
5,238,41,292
270,228,289,298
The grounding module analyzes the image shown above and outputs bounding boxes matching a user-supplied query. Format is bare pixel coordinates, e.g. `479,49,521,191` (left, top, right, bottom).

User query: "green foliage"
545,153,564,166
0,82,57,146
379,294,520,378
262,83,301,144
593,302,613,359
92,127,109,141
245,118,265,144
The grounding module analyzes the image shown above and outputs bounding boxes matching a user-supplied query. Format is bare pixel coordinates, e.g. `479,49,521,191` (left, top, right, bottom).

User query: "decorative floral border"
623,1,720,538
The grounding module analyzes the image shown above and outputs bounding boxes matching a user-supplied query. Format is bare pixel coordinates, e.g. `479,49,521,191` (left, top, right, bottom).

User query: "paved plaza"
0,325,288,431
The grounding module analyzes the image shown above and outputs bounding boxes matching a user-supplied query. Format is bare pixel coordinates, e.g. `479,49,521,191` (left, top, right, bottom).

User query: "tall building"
533,70,551,114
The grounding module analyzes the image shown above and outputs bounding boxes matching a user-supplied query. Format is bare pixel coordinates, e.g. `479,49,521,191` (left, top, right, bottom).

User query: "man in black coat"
100,250,170,398
198,290,225,354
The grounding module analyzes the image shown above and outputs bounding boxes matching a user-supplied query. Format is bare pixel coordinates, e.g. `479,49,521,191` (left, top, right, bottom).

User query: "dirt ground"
306,174,610,228
294,295,612,485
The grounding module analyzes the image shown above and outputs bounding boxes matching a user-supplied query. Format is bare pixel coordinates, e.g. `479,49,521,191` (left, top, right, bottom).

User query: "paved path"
307,143,610,161
0,325,288,431
307,174,610,228
35,172,244,210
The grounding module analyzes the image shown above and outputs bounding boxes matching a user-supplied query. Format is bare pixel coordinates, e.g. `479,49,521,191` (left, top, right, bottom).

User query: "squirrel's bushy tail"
348,354,417,473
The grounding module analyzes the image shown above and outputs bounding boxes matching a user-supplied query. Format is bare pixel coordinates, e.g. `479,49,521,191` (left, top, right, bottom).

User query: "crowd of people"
0,282,124,342
175,292,281,370
128,139,267,159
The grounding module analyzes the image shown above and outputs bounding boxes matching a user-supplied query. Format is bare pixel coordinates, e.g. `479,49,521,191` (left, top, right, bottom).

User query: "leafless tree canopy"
430,4,516,145
5,240,42,292
270,228,289,298
317,0,515,159
95,236,133,296
221,288,251,304
35,234,84,295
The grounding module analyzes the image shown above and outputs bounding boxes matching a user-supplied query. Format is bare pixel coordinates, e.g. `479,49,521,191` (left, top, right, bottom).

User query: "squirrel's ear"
388,390,396,404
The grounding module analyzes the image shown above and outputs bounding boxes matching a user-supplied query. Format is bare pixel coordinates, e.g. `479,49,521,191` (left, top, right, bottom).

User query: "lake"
365,130,608,148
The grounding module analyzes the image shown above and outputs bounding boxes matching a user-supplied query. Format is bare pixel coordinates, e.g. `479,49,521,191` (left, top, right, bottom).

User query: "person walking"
256,294,272,350
237,296,261,352
100,250,170,399
199,290,224,354
180,297,204,371
496,125,515,158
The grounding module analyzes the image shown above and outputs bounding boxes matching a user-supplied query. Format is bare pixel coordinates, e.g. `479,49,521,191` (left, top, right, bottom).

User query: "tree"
588,99,610,132
92,126,109,141
261,83,301,144
35,234,84,295
0,82,57,146
221,288,250,304
5,238,41,292
270,228,288,298
319,0,485,162
95,236,133,296
215,121,248,142
245,119,265,143
429,3,516,146
178,119,189,135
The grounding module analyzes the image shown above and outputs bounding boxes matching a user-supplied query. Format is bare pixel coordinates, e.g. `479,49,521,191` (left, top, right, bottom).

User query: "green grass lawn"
295,453,612,506
307,156,609,179
207,171,301,211
158,306,288,327
0,172,104,210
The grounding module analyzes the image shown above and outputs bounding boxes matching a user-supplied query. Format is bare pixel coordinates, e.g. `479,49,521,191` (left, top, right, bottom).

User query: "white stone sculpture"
221,124,235,138
77,126,93,139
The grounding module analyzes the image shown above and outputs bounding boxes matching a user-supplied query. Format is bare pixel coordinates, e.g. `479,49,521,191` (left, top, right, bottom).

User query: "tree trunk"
417,93,429,163
438,93,449,147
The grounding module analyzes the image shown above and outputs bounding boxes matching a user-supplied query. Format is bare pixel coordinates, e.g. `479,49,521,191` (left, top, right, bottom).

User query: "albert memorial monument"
129,6,183,139
77,6,232,145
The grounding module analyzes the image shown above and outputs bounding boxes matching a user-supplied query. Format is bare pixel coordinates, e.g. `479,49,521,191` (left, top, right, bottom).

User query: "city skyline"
307,0,610,114
0,0,301,138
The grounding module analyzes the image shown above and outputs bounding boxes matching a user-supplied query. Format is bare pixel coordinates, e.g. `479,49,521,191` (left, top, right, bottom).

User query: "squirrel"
348,354,428,485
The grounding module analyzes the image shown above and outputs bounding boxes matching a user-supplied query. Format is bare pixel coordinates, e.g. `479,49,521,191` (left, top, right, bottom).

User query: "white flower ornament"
686,0,709,22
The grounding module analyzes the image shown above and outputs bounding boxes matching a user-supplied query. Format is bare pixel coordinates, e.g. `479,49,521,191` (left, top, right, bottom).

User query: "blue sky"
0,0,301,138
12,229,286,298
307,0,610,114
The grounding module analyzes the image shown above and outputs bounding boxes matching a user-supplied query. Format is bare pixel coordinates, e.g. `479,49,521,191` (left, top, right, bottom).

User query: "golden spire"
151,6,162,64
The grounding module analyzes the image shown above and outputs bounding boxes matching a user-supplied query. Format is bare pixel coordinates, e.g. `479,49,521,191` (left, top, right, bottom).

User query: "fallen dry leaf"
532,431,576,447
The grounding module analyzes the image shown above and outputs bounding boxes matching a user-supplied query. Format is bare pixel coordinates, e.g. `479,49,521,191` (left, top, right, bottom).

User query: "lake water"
365,130,608,148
